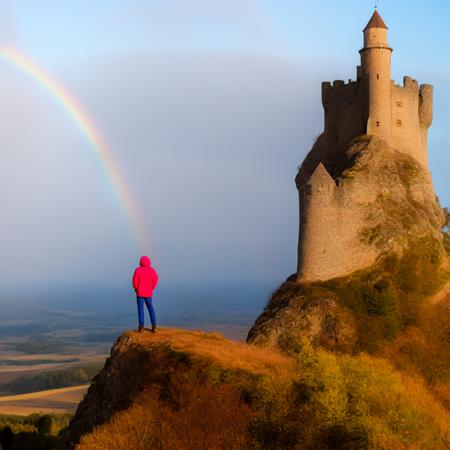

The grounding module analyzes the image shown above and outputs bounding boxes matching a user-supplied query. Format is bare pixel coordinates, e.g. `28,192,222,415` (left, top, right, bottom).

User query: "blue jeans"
136,297,156,328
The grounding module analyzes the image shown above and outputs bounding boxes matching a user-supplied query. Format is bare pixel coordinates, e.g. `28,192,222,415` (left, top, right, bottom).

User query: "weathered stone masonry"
297,11,434,282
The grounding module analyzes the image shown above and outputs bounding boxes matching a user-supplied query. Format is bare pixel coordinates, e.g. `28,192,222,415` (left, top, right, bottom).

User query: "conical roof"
307,162,334,186
363,10,388,31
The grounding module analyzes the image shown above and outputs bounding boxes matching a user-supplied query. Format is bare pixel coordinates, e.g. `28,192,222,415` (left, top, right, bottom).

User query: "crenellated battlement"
389,76,432,166
321,79,366,156
322,79,360,102
320,61,432,168
318,11,433,169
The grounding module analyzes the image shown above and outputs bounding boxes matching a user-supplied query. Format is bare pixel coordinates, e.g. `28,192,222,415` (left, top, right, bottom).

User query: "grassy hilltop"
59,327,450,450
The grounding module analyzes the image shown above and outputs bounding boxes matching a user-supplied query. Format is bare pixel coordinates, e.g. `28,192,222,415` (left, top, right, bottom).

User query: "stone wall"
322,80,366,154
390,77,432,166
296,138,443,283
297,161,379,282
320,73,432,170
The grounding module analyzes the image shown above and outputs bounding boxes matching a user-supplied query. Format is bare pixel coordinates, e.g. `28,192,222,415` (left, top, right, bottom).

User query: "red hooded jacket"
132,256,159,297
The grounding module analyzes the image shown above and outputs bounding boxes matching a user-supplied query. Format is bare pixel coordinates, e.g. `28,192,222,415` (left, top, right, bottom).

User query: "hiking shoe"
138,326,144,333
151,325,157,333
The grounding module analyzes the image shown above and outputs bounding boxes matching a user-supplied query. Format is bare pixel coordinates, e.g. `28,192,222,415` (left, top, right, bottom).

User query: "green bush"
318,236,448,352
286,340,450,449
0,414,72,450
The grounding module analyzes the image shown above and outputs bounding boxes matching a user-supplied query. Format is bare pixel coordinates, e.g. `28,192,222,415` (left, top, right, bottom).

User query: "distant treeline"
13,339,68,355
0,413,71,450
0,358,80,366
0,364,102,395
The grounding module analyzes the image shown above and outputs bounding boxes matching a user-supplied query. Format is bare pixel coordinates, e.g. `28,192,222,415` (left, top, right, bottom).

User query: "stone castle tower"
297,10,435,282
321,10,432,166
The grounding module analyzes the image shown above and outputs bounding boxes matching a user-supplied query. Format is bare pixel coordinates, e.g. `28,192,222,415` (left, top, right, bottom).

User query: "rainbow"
0,46,147,251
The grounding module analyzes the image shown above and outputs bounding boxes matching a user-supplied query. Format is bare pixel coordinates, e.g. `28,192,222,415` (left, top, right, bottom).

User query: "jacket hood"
139,256,151,267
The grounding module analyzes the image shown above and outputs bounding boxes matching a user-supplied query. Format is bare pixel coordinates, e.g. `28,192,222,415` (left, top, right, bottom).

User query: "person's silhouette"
132,256,159,332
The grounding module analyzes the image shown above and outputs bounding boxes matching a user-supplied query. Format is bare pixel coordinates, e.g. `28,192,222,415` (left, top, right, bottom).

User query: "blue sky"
0,1,448,291
9,1,450,67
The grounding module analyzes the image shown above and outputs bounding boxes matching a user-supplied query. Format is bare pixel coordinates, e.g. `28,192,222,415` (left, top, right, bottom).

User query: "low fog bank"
0,50,322,293
0,280,275,341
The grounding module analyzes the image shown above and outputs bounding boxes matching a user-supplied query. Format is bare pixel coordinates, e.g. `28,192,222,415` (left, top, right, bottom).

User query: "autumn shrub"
284,339,450,449
318,235,449,355
164,383,251,449
77,382,251,450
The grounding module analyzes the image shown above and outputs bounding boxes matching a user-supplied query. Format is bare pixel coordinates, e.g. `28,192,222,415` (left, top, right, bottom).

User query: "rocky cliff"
296,135,446,281
248,136,449,356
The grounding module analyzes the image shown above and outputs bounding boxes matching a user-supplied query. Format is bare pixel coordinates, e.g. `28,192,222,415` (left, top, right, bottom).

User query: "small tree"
0,427,14,449
36,416,52,435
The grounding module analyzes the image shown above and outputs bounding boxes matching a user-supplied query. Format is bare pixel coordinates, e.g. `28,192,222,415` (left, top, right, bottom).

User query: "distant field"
0,384,88,415
0,353,106,384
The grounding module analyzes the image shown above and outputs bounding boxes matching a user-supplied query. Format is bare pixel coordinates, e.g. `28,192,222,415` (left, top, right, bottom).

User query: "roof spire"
364,9,388,31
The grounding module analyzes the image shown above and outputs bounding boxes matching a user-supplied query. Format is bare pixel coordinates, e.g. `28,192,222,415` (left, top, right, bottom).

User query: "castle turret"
360,10,392,142
297,163,336,281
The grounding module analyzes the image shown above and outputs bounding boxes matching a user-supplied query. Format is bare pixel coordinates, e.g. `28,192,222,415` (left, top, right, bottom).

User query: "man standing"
132,256,159,332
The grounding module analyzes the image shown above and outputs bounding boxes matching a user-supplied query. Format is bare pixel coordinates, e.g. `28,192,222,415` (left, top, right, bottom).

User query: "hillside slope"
62,328,450,450
248,136,450,371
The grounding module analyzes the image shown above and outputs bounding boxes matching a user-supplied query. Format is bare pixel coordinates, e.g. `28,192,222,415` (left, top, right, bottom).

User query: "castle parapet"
389,75,432,166
403,76,419,90
419,84,433,128
321,79,365,155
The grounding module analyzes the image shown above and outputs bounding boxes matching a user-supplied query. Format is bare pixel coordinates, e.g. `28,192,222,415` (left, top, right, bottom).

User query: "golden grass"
77,384,250,450
129,327,296,382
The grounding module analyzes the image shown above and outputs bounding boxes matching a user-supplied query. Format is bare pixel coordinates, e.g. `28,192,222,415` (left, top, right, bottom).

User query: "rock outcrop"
248,136,449,354
60,328,294,449
297,136,445,282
